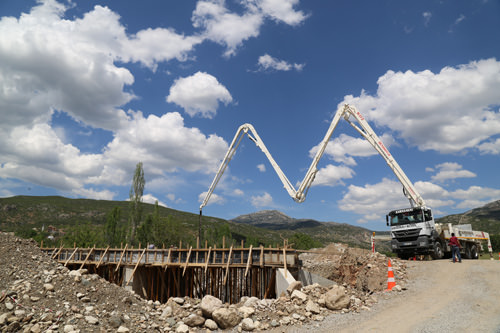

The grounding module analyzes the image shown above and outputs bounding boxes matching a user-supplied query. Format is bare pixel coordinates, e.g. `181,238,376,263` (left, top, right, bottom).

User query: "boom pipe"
200,104,426,213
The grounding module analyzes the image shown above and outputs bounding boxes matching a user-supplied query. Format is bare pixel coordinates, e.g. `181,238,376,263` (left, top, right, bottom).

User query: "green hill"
0,196,385,252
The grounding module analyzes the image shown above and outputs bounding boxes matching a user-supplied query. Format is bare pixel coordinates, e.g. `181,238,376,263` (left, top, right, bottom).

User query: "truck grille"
393,228,421,241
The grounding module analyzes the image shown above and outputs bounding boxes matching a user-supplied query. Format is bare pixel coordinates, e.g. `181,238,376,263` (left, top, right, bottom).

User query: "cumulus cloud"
192,0,263,57
101,111,228,180
309,133,396,166
166,72,233,118
251,192,274,207
192,0,307,57
254,0,309,25
430,162,476,182
312,164,355,187
478,138,500,155
337,178,458,223
342,58,500,154
198,191,225,206
257,54,304,72
257,164,266,172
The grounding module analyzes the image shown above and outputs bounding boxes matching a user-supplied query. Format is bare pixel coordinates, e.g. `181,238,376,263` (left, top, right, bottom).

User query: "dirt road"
287,259,500,332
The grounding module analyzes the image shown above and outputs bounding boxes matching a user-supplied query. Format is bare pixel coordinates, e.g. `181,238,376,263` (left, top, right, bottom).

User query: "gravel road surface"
281,259,500,333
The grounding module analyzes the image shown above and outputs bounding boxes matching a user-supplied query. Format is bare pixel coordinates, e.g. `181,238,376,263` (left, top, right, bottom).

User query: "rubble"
0,232,409,332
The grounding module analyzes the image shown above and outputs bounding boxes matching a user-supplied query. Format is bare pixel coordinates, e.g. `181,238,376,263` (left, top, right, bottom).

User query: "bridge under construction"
41,239,299,304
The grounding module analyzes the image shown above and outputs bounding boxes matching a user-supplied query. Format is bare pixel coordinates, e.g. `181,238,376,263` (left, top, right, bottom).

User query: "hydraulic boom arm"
199,104,425,214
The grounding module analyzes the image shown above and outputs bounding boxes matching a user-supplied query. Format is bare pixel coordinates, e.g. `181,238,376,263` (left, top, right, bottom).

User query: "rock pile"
1,232,408,332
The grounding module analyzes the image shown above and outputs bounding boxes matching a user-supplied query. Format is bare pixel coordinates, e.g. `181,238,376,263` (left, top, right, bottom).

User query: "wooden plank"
223,246,233,285
244,245,253,277
115,244,128,272
126,248,146,285
283,247,287,278
64,247,79,266
260,245,264,268
163,247,172,271
96,246,109,269
51,245,64,259
204,247,212,273
182,246,192,276
79,246,95,270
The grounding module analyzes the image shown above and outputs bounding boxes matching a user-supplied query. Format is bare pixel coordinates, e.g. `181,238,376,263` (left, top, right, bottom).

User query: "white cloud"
449,186,500,200
101,111,229,180
449,14,465,32
233,189,245,196
142,193,168,207
338,178,458,223
0,1,204,133
338,178,410,223
198,191,225,206
257,164,266,172
478,138,500,154
430,162,476,182
251,192,274,207
342,58,500,154
192,0,263,57
192,0,307,57
257,54,304,72
166,72,233,118
309,133,396,166
254,0,308,25
312,164,355,187
123,28,202,71
423,11,432,27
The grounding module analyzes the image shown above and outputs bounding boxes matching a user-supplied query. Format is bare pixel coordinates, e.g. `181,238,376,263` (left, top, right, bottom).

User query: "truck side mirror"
386,215,389,226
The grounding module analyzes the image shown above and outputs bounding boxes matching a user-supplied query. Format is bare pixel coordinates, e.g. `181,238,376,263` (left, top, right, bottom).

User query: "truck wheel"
470,244,478,259
464,244,472,259
432,242,444,260
397,253,410,260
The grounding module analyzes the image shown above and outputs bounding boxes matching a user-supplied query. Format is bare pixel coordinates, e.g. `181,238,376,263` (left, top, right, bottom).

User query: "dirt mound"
300,243,408,292
1,233,409,332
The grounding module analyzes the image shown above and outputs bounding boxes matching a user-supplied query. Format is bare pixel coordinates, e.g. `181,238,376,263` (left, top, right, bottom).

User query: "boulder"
204,318,218,330
286,281,303,295
183,313,205,327
291,290,308,303
305,300,320,314
200,295,223,317
212,307,242,329
241,317,255,331
324,285,350,310
238,306,255,318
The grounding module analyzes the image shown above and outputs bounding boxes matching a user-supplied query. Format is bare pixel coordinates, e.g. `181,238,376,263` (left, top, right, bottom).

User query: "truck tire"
397,253,410,260
432,242,444,260
464,244,472,259
470,244,478,259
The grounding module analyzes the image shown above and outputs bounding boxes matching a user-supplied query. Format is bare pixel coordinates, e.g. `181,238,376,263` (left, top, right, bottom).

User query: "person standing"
449,233,462,263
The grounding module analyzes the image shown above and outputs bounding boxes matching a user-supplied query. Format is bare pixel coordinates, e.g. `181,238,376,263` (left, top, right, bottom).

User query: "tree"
288,233,322,250
137,214,154,246
129,162,145,245
490,234,500,252
105,206,122,246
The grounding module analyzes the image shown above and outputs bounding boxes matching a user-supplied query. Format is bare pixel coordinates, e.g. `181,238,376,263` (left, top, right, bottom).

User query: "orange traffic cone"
386,259,396,291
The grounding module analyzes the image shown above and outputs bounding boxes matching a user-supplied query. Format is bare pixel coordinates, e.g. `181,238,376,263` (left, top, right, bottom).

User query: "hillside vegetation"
2,196,499,252
0,196,383,252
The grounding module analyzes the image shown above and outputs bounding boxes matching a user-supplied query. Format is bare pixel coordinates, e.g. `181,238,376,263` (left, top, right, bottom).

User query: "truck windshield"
388,208,426,226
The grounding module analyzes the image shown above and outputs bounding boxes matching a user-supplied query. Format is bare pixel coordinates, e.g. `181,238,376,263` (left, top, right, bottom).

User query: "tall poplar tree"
129,162,145,245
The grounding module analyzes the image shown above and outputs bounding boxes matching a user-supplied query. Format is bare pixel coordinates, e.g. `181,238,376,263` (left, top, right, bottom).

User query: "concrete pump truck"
200,104,492,259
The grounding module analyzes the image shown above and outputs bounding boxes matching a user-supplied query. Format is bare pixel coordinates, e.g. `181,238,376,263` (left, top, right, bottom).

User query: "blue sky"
0,0,499,231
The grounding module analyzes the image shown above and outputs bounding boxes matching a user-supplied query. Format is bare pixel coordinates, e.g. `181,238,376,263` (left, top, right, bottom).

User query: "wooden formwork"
42,240,297,303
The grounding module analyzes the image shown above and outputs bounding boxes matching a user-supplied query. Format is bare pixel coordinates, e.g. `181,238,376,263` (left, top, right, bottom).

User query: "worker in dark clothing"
449,233,462,263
